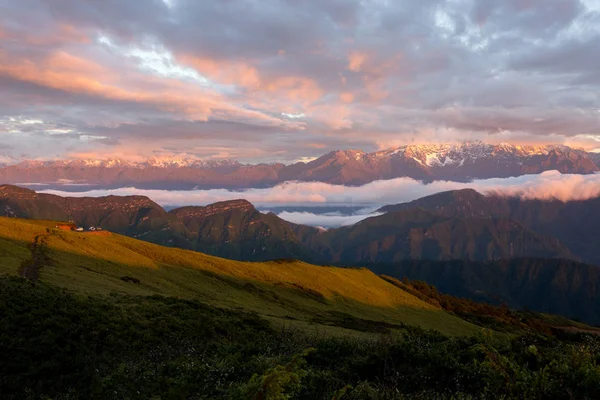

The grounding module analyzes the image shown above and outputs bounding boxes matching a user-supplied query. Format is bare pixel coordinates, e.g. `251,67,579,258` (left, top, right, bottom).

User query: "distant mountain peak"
13,157,242,169
325,149,367,162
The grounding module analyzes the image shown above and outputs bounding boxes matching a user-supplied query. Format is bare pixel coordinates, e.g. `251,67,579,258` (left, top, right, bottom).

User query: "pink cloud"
178,55,262,88
180,54,325,109
339,92,354,103
310,104,353,129
0,23,90,46
348,51,368,72
0,48,301,129
484,171,600,202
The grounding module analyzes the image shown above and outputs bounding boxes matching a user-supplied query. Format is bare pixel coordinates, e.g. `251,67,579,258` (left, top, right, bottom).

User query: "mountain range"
3,183,600,324
3,142,599,189
0,184,579,264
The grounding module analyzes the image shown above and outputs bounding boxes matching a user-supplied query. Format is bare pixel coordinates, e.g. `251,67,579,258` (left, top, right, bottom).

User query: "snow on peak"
368,141,586,167
329,149,366,162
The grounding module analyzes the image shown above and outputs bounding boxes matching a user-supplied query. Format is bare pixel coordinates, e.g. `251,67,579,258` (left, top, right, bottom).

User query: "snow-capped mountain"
373,142,585,167
287,141,598,184
0,142,598,189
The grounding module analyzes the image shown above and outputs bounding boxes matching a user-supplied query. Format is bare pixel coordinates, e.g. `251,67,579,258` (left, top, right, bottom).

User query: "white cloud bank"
39,170,600,205
275,211,383,228
37,170,600,227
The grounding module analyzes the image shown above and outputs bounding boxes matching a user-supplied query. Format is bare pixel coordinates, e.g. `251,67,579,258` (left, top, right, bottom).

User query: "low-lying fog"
38,170,600,228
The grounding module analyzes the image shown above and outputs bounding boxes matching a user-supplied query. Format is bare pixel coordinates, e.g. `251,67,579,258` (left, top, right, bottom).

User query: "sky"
1,0,600,163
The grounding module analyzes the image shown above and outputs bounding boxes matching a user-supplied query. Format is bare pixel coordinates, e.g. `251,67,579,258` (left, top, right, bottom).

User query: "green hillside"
0,216,477,336
3,216,600,399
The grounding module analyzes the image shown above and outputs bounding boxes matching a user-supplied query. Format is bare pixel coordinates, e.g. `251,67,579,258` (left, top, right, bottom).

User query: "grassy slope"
0,216,478,336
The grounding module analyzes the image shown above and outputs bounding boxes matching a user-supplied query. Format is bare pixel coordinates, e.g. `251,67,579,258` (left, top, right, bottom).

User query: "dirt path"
18,233,54,281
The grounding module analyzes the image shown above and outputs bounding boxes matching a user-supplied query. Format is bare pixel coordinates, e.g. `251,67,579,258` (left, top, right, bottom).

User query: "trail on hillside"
19,231,55,281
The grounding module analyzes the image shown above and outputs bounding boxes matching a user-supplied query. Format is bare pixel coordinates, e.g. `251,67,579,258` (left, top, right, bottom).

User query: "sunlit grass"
0,216,480,336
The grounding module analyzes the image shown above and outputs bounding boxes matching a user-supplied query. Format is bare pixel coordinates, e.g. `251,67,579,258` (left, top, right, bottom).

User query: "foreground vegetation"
2,276,600,399
2,216,600,398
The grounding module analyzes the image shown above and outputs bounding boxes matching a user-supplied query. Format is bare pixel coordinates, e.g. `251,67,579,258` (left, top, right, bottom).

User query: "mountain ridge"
2,141,599,189
378,189,600,265
0,184,582,265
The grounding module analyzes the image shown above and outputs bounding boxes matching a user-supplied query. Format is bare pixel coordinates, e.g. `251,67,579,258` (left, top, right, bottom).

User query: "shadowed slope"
292,207,575,263
370,258,600,325
169,200,319,261
378,189,600,265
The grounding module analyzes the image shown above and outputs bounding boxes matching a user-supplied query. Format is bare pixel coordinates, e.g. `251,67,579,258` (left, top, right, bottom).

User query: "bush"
1,275,600,399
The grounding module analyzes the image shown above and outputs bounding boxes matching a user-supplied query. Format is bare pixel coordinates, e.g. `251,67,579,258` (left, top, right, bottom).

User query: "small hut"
55,223,76,231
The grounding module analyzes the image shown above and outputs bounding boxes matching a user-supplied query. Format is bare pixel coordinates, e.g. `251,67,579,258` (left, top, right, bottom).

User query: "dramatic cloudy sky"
1,0,599,163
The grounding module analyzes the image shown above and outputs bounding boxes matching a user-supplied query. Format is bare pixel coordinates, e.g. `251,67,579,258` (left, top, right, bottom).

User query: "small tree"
240,349,314,400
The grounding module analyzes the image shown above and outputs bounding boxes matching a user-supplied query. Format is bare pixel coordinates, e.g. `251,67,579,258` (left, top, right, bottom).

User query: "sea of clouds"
38,171,600,228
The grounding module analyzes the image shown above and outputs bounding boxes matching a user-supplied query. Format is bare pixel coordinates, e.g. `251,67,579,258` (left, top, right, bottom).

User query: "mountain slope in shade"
2,142,598,189
587,151,600,167
371,258,600,325
293,208,575,263
0,184,580,264
1,184,575,264
168,200,319,261
378,189,600,265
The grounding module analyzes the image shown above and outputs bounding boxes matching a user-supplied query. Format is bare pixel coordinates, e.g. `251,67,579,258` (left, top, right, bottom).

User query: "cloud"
37,170,600,215
1,0,600,161
275,211,382,228
347,51,368,72
483,170,600,201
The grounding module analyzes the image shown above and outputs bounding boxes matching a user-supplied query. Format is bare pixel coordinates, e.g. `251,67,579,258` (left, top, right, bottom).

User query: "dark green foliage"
0,275,275,399
239,349,315,400
1,275,600,399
